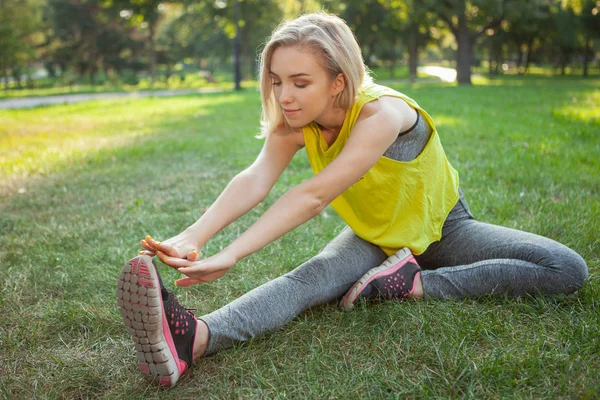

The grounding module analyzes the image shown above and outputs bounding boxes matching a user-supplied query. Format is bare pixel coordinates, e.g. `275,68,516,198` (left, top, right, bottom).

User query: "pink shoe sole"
116,255,187,387
340,247,419,311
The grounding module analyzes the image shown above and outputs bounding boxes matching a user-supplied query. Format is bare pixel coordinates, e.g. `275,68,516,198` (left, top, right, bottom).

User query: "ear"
331,73,346,96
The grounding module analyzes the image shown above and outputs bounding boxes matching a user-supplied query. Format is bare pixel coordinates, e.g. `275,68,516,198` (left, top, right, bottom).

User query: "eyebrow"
269,71,311,78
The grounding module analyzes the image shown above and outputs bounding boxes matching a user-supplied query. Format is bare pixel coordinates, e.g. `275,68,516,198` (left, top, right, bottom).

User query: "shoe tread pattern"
116,256,179,387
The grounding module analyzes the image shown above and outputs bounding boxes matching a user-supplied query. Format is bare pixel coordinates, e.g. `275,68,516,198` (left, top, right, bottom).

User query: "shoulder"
355,96,412,127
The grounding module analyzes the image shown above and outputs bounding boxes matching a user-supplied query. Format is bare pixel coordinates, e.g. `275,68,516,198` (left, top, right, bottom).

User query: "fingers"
187,250,199,261
174,277,203,287
156,251,194,269
139,250,155,256
174,270,226,286
145,235,175,256
144,235,197,260
140,239,155,253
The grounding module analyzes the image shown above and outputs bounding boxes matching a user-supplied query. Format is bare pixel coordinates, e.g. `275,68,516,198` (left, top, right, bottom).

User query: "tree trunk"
583,38,591,77
560,50,569,76
149,24,156,88
12,67,22,89
408,22,418,83
3,67,9,92
455,0,472,85
488,41,494,79
516,43,523,74
233,0,241,90
456,32,473,84
524,40,532,74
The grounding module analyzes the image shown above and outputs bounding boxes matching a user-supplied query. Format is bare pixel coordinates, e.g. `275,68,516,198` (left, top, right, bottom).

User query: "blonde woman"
116,12,588,387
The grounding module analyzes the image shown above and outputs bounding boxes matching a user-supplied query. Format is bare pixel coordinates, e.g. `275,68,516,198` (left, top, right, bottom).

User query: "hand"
140,234,200,261
156,250,237,287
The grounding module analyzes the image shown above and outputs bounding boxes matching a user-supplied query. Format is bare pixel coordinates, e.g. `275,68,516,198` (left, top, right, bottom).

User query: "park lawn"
0,76,599,398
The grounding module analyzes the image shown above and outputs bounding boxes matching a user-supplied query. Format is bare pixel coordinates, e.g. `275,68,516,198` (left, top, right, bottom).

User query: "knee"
284,255,331,288
554,246,589,292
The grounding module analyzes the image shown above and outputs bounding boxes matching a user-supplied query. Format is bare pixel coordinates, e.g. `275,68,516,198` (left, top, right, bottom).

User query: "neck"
314,106,347,135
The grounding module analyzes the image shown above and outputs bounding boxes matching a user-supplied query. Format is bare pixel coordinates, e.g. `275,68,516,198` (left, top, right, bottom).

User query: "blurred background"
1,0,599,94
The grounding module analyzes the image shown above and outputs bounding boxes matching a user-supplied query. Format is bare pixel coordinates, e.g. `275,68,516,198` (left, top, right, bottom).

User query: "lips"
283,108,301,117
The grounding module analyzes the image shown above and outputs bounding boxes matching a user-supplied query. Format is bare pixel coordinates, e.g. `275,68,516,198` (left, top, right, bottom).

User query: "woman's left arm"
163,97,411,285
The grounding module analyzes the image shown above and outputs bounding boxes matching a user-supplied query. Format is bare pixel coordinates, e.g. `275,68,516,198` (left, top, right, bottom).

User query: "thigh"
418,217,585,276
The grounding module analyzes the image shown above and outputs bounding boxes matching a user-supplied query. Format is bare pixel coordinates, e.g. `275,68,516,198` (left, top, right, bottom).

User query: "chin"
285,119,309,129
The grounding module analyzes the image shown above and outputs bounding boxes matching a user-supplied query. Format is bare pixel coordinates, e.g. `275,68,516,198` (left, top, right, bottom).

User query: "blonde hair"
258,12,371,137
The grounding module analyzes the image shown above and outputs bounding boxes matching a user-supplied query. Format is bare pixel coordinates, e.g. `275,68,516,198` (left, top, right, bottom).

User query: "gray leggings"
200,191,588,356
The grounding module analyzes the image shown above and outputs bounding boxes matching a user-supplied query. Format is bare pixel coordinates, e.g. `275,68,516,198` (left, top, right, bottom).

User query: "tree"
339,0,398,70
577,0,600,76
426,0,513,85
0,0,46,91
47,0,139,83
209,0,283,80
501,0,553,74
376,0,435,81
550,4,581,75
127,0,166,87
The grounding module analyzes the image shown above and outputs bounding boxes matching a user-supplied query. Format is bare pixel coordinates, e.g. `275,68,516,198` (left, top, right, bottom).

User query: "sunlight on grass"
551,90,600,124
430,115,462,128
0,93,248,182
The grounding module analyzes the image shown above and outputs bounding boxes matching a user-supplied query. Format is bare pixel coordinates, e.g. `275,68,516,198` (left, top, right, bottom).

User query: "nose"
278,84,293,104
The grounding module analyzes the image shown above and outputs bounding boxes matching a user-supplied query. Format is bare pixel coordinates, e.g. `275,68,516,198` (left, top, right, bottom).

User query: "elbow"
308,195,327,217
293,186,328,218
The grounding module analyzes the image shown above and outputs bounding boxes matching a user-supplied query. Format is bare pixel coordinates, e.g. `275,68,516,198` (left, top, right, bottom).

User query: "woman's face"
269,46,344,128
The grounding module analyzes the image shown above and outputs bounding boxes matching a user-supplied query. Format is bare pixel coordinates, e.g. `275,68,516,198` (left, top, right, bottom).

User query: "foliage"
0,0,599,90
0,0,46,87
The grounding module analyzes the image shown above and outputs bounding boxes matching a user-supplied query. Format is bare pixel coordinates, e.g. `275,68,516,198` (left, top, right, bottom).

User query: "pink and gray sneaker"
340,247,422,311
116,255,197,387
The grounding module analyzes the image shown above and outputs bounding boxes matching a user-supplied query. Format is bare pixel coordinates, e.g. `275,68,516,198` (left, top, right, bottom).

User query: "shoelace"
168,289,197,316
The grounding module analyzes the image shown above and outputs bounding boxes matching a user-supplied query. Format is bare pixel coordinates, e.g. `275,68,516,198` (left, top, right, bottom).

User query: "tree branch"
474,0,512,39
438,12,458,36
435,0,459,35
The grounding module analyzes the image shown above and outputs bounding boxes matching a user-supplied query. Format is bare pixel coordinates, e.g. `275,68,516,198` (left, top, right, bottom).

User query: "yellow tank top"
302,83,459,256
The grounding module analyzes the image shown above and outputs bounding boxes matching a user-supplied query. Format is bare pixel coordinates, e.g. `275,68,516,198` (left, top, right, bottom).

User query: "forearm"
185,170,269,247
223,185,324,262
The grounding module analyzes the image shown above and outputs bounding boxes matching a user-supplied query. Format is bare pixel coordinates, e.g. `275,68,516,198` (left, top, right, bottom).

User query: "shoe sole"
340,247,414,311
116,255,183,387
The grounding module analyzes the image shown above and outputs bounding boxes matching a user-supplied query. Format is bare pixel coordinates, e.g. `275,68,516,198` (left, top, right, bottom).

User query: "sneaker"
116,255,197,387
340,247,421,311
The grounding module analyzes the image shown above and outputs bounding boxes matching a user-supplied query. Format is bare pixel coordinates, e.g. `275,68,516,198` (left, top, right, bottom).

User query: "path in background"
0,87,227,110
0,66,459,110
418,66,457,82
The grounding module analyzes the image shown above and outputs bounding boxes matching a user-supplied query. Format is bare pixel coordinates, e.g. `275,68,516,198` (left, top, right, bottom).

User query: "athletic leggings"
200,190,589,356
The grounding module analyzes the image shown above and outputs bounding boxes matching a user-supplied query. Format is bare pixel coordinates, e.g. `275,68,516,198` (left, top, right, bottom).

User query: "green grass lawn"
1,75,599,398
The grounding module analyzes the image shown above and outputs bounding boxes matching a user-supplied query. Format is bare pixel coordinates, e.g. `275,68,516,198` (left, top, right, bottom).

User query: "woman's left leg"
200,227,387,355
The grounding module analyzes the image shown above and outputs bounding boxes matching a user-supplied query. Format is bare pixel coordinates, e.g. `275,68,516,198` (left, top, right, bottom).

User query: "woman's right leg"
414,191,588,299
200,227,387,356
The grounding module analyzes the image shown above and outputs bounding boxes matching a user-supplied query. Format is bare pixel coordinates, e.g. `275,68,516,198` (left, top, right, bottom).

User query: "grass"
1,74,599,398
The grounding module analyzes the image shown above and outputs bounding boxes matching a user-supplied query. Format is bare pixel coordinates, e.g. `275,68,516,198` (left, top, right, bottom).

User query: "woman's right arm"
142,126,304,259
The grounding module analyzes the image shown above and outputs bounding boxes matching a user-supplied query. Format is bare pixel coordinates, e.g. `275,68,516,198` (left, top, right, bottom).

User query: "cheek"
272,85,282,99
299,86,325,106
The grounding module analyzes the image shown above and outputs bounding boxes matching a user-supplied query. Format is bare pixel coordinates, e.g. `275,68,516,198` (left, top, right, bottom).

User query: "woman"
116,12,588,387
